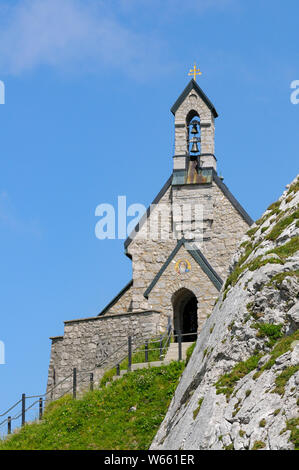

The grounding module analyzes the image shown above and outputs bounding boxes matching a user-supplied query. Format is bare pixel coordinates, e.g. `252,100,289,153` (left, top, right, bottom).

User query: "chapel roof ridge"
171,79,218,118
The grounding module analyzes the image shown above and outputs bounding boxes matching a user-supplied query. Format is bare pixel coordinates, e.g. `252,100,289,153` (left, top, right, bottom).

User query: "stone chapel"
47,79,253,395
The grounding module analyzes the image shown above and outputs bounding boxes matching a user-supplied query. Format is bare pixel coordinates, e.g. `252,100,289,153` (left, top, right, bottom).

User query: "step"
106,343,196,386
164,342,194,362
110,361,165,382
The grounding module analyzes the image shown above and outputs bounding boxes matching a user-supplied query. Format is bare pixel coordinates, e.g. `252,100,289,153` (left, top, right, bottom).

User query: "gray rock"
151,175,299,451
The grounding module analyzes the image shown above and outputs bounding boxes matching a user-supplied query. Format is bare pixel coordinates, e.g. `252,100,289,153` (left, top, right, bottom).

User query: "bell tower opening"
172,288,198,342
171,77,218,186
186,113,201,184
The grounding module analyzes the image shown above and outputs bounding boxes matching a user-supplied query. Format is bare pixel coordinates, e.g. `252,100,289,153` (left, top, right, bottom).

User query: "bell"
190,141,199,153
191,122,198,134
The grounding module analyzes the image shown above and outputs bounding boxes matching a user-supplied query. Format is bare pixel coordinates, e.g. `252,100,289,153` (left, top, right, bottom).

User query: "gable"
171,79,218,118
143,239,223,299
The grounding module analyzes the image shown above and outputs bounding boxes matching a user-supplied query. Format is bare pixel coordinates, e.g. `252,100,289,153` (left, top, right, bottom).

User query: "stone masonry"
47,310,160,400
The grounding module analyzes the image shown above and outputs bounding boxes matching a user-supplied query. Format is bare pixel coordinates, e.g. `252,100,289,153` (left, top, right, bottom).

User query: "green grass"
0,362,184,450
215,355,262,399
251,440,266,450
254,330,299,379
224,194,299,296
267,270,299,288
267,201,281,212
224,235,299,298
251,323,283,347
285,417,299,450
287,177,299,195
193,398,204,420
100,336,171,386
224,443,234,450
266,209,299,241
272,365,299,396
185,342,196,365
247,255,283,272
268,236,299,261
247,227,259,238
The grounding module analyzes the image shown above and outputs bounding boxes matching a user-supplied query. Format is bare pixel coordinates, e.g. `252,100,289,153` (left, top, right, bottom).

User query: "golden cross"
188,63,202,81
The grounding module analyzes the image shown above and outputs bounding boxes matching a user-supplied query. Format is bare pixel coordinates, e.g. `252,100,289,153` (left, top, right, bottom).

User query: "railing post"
21,393,26,427
159,335,163,360
90,373,94,392
39,398,43,420
178,331,182,361
128,336,132,372
7,417,11,435
145,340,148,363
116,364,120,376
73,368,77,399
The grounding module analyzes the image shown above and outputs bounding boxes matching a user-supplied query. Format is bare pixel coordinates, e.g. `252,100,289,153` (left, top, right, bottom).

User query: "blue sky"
0,0,298,429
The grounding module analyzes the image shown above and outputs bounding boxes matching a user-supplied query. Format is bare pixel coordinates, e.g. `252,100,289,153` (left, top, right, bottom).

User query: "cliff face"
151,176,299,451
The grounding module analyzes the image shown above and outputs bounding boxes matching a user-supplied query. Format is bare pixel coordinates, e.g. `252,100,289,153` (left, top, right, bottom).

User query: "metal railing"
0,321,197,437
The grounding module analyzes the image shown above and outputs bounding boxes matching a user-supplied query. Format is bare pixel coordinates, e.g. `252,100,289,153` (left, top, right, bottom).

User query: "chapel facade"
47,79,253,396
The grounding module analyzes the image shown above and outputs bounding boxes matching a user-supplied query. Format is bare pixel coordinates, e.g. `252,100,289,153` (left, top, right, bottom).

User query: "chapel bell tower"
171,65,218,186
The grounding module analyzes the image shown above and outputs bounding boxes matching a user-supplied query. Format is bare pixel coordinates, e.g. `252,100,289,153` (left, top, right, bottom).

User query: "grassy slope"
0,362,184,450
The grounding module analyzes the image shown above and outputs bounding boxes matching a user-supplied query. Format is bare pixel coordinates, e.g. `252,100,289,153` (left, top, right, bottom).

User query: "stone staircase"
109,341,194,383
163,341,194,363
164,343,193,364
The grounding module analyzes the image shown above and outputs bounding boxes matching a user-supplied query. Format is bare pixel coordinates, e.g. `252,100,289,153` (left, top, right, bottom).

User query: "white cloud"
0,0,235,78
117,0,234,15
0,0,171,78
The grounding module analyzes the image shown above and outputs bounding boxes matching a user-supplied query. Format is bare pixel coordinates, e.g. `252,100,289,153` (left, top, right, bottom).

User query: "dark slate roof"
187,248,223,291
124,170,253,251
98,280,133,316
171,79,218,118
143,238,223,298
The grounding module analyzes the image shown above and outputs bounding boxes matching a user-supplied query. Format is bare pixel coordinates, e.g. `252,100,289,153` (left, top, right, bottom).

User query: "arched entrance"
172,288,198,342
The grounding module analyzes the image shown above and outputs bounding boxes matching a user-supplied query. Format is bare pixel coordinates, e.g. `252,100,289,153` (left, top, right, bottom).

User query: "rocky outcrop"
151,176,299,450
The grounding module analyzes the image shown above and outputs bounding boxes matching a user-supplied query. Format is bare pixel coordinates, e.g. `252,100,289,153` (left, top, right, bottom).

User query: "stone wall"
47,310,161,400
147,245,219,333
